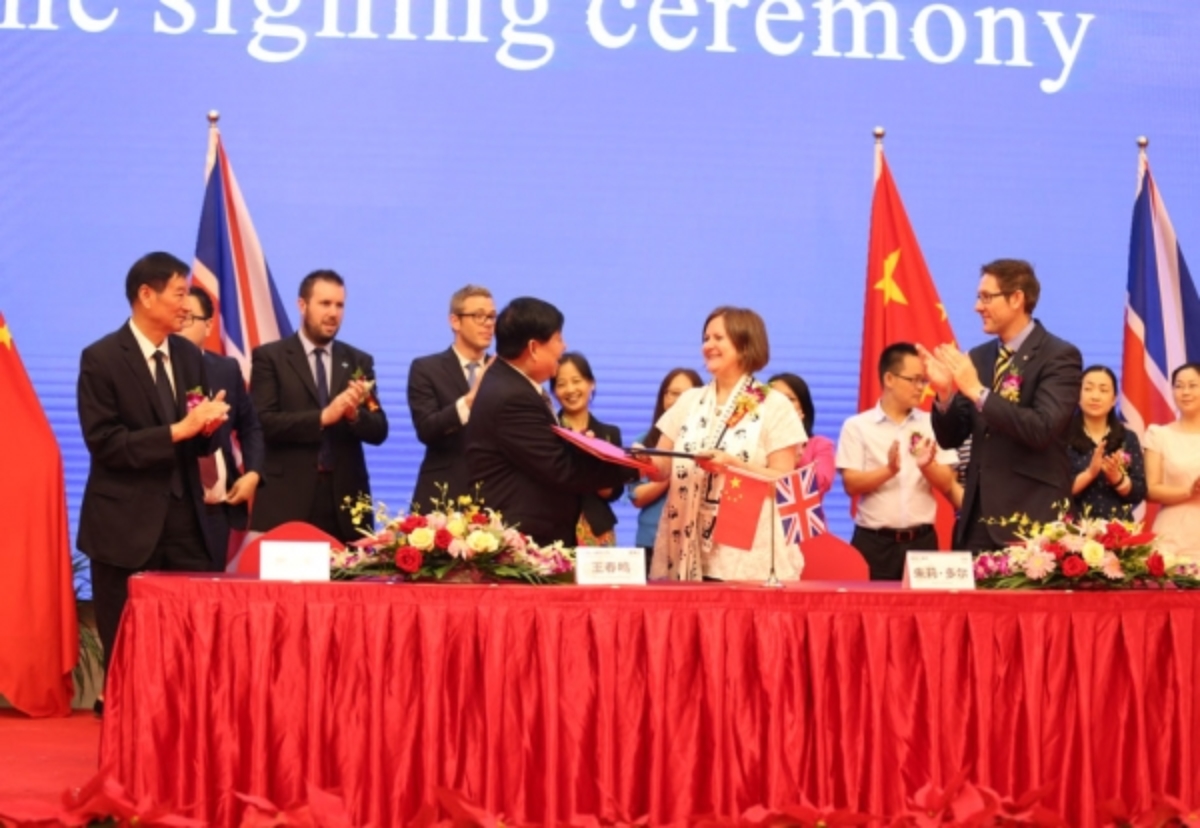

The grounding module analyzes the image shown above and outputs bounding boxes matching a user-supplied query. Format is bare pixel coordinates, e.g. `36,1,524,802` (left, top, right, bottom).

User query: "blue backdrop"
2,0,1197,596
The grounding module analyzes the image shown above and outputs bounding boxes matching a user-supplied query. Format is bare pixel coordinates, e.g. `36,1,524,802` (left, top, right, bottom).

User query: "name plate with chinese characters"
575,547,647,586
903,551,976,591
260,541,331,582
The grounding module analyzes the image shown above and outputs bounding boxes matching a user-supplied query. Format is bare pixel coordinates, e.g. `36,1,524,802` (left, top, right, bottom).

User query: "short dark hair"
981,258,1040,313
1068,365,1125,455
1173,362,1200,385
495,297,564,360
767,372,816,435
878,342,919,383
299,269,344,301
557,352,595,384
125,252,189,305
188,286,214,320
703,306,769,374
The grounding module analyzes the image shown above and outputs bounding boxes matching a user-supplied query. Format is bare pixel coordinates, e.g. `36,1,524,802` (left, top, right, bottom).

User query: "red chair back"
800,533,870,581
236,522,345,577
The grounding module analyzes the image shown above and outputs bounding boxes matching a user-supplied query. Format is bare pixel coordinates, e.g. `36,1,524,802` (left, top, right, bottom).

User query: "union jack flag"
775,461,826,545
191,115,293,382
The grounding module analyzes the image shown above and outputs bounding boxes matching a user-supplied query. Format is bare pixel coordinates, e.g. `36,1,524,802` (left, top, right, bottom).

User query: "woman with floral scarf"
646,307,807,581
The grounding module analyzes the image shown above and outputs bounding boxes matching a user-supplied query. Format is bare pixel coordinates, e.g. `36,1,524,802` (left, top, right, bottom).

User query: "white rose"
466,530,500,554
408,527,435,551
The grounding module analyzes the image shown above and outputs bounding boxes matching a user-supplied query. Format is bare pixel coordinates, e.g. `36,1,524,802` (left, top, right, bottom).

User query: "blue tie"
314,348,334,471
466,361,479,387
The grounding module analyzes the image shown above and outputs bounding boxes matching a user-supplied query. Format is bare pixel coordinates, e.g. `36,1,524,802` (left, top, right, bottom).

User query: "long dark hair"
767,372,816,436
644,367,703,448
1067,365,1126,454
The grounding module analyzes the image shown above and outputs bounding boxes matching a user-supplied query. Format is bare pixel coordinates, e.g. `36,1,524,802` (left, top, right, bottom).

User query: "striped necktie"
993,345,1014,391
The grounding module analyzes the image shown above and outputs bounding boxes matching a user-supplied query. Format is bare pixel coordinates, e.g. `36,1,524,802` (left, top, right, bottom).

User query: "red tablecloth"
100,576,1200,826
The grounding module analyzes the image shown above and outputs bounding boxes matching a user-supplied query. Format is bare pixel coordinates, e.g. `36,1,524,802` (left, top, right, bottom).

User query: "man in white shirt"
836,342,958,580
407,285,496,511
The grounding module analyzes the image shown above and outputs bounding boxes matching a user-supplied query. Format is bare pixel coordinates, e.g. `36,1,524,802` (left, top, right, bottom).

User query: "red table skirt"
100,576,1200,826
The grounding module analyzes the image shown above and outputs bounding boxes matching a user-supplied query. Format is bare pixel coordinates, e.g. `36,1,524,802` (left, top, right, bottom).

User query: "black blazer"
76,324,219,569
249,334,388,540
407,347,477,511
931,320,1082,549
195,351,265,567
558,412,623,538
465,360,635,546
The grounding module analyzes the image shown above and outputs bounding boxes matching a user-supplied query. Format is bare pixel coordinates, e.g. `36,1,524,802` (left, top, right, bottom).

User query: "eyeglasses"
976,290,1011,305
456,311,497,325
181,314,211,328
891,373,929,388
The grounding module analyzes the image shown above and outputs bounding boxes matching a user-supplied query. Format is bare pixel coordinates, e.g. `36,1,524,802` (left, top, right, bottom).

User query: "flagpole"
1136,135,1149,194
205,110,221,181
763,495,782,588
873,126,885,183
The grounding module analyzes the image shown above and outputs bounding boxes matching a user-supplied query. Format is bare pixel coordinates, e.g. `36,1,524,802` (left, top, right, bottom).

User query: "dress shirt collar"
451,345,488,370
298,328,334,358
503,359,550,397
1001,318,1036,352
128,318,168,362
871,400,918,426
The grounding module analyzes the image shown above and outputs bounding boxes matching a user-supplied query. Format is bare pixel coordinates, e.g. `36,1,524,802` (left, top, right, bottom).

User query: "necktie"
993,345,1014,392
314,348,335,471
152,352,184,498
466,361,479,387
540,388,556,417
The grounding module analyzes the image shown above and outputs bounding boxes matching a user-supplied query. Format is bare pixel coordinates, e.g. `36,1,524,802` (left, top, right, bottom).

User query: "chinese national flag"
0,312,78,716
860,145,959,548
712,469,773,551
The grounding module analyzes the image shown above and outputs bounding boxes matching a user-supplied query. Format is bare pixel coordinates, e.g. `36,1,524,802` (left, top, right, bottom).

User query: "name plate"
260,540,331,582
575,547,646,586
903,551,976,591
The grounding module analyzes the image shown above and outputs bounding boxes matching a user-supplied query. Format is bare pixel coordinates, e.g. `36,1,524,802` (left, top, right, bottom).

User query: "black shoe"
93,698,104,717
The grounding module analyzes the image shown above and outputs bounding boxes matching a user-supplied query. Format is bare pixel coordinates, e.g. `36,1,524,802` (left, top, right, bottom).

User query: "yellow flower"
408,527,435,551
466,530,500,554
446,515,467,539
1081,539,1106,567
458,495,472,505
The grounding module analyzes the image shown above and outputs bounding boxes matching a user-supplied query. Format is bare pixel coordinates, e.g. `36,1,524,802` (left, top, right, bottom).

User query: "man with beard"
250,270,389,542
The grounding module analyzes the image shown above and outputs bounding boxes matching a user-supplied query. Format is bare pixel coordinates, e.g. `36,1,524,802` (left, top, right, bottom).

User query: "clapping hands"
916,343,984,402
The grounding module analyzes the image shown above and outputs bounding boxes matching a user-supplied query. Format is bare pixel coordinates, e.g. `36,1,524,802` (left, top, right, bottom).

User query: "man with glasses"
836,342,959,580
922,259,1082,552
179,286,263,569
407,285,496,510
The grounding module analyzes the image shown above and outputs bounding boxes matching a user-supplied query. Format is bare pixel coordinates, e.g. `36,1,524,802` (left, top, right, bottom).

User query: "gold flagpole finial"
873,126,886,142
207,110,220,127
873,127,886,181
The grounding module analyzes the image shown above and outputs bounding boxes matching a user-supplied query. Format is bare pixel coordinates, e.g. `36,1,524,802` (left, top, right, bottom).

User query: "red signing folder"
552,426,658,476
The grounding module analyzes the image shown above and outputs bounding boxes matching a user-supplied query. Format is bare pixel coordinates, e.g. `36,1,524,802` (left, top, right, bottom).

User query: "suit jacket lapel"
330,342,352,395
117,325,173,426
444,347,470,396
284,335,321,405
1012,320,1046,372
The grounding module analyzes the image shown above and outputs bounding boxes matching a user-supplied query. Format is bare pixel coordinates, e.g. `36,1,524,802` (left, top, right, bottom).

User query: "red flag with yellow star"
0,312,78,716
859,145,959,547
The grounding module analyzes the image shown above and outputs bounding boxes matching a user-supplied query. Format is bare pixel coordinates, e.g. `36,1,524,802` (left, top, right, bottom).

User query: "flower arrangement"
997,371,1023,403
726,380,769,430
975,508,1200,590
331,487,575,584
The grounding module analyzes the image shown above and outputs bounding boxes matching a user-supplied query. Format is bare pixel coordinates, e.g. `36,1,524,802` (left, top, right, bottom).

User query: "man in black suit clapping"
923,259,1083,552
250,270,388,543
180,286,264,569
77,252,231,682
407,285,495,511
465,297,647,546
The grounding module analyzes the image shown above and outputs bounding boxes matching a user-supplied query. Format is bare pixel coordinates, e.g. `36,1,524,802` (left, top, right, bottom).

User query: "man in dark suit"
923,259,1083,551
77,252,231,682
180,287,265,569
250,270,388,543
407,285,495,511
465,297,646,546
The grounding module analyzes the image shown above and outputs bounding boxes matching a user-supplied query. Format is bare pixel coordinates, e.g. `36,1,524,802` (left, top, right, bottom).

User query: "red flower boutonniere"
726,381,768,430
998,371,1023,403
185,386,207,411
350,367,380,412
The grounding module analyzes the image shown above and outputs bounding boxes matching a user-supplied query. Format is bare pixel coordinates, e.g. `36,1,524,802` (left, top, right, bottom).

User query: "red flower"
1061,555,1088,578
434,528,454,549
470,512,490,525
400,515,428,534
1044,541,1067,561
394,546,423,573
1100,521,1132,548
1147,552,1166,578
